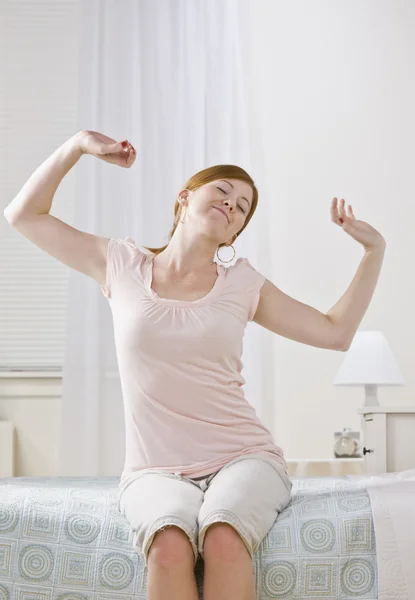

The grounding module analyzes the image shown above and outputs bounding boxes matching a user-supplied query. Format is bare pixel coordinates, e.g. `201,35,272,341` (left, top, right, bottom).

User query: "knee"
148,525,194,567
203,522,250,560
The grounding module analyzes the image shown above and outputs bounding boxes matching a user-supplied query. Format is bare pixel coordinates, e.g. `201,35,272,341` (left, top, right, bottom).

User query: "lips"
213,206,229,223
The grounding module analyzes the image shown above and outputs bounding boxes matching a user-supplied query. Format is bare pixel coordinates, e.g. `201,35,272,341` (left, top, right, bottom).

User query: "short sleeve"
100,236,144,299
234,257,266,321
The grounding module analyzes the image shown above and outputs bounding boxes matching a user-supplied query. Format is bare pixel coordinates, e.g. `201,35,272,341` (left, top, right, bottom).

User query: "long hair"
142,164,258,256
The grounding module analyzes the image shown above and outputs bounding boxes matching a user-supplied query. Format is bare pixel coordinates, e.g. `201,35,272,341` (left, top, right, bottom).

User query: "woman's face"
180,178,253,243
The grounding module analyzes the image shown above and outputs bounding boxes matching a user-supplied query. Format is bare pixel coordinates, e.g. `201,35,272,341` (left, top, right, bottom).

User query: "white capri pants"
118,453,293,568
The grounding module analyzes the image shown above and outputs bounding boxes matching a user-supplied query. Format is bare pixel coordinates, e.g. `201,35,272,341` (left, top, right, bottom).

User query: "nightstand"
286,458,364,477
358,406,415,474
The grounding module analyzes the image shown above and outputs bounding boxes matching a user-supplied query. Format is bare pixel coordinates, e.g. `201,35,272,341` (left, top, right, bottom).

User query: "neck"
155,237,218,276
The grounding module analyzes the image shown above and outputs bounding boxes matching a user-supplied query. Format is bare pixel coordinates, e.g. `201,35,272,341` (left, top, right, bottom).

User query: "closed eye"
217,187,246,214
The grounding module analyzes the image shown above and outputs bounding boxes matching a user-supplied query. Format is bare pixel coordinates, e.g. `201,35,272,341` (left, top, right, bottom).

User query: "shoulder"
108,236,148,257
105,236,148,271
231,256,265,278
225,256,266,290
226,257,267,321
100,237,148,298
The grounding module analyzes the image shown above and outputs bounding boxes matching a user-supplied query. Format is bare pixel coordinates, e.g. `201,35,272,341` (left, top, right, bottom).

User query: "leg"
197,457,292,599
147,525,199,600
203,522,256,600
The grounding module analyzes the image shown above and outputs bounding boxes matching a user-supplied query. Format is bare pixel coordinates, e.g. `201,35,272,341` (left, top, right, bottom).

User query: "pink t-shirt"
101,237,287,483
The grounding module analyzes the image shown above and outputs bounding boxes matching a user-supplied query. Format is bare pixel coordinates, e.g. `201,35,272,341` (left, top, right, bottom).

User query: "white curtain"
59,0,275,476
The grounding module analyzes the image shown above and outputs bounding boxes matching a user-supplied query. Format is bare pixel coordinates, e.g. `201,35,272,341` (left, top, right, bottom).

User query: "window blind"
0,0,80,372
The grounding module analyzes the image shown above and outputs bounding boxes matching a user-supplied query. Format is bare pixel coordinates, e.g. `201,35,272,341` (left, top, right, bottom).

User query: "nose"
223,199,234,212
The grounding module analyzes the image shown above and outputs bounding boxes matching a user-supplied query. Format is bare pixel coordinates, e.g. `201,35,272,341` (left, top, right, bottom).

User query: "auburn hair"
143,164,258,256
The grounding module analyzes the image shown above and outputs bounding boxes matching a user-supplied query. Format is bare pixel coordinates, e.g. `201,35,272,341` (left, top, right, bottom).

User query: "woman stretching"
4,129,386,600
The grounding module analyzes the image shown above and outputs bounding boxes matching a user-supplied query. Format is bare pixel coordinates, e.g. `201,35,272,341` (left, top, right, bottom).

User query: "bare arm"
253,280,346,351
326,244,386,349
4,131,109,285
253,197,386,351
4,131,85,220
253,243,386,351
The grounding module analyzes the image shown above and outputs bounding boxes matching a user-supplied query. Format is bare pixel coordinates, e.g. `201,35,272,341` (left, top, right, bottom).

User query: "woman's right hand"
77,130,136,168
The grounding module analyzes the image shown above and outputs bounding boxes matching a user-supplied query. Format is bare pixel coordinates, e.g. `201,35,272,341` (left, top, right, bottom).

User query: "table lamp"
333,330,405,407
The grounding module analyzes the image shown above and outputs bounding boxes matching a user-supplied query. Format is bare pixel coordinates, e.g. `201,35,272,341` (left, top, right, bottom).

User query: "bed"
0,471,413,599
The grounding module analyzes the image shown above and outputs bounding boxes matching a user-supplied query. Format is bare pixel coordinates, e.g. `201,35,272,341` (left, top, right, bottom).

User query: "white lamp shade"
333,330,405,386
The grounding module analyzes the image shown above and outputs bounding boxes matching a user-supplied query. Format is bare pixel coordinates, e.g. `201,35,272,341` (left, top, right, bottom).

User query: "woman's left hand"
331,198,386,251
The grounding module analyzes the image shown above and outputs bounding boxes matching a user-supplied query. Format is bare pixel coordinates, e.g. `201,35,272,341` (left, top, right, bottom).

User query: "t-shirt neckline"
144,253,226,307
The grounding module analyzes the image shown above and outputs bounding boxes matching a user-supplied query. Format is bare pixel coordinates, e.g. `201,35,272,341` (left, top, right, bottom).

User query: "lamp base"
363,384,380,407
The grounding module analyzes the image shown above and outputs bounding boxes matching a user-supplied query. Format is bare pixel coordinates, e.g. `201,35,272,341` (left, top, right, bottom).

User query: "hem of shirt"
120,449,287,486
116,450,290,512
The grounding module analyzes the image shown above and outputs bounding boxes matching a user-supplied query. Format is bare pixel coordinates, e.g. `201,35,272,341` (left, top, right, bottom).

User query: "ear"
184,189,192,204
178,189,191,206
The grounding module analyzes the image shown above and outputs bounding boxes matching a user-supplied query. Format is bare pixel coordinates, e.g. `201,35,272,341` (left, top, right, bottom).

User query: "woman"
4,130,386,600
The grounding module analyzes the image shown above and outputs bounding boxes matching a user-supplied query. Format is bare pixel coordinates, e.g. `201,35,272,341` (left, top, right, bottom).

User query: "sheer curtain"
59,0,276,476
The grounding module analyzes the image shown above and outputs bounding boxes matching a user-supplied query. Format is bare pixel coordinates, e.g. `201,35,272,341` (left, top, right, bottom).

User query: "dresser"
358,406,415,474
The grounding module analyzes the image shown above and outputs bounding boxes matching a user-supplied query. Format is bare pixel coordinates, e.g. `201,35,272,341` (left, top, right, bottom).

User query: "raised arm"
4,130,135,286
4,131,109,285
253,279,347,350
253,197,386,351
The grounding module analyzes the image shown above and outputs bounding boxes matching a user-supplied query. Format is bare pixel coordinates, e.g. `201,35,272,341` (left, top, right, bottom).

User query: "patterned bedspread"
0,475,377,599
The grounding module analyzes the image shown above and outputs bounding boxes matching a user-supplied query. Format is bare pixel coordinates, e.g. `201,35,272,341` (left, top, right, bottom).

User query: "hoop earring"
216,243,236,263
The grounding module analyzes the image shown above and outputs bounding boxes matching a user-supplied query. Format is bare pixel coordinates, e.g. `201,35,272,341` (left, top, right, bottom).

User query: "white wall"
243,0,415,459
1,0,414,475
